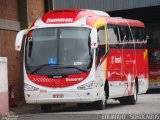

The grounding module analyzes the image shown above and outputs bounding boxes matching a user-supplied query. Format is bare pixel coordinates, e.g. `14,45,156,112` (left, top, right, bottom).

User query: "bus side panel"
122,49,136,96
106,48,148,98
107,49,126,98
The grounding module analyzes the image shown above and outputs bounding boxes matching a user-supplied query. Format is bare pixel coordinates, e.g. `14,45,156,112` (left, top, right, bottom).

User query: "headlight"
24,83,39,91
77,81,95,90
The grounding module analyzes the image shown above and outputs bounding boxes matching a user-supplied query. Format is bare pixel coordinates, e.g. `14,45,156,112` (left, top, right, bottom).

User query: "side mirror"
15,29,27,51
90,28,98,49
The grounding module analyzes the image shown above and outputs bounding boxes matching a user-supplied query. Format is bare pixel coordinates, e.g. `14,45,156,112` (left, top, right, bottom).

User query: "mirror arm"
15,29,27,51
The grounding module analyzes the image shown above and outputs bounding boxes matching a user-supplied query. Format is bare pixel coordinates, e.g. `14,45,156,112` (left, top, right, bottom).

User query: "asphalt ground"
1,89,159,120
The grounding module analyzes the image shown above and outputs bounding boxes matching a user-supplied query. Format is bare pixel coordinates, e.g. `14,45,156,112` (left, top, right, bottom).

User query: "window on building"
44,0,53,12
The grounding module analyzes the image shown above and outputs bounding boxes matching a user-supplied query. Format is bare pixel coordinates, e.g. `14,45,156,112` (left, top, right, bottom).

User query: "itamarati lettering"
47,18,73,23
66,77,83,82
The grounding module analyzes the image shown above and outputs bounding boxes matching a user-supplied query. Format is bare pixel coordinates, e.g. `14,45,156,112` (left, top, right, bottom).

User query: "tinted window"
96,27,106,67
98,27,106,45
119,26,133,42
131,27,146,41
108,25,120,44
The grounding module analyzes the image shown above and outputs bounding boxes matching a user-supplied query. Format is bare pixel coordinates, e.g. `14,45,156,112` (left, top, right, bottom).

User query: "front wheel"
93,92,106,110
96,99,106,110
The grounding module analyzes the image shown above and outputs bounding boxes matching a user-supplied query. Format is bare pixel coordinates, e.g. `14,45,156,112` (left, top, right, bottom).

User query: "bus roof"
105,17,145,27
40,9,109,24
31,9,144,28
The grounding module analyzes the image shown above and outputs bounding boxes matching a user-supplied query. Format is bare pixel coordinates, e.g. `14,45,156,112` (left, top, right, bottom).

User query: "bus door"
120,25,136,96
96,26,108,98
106,24,125,98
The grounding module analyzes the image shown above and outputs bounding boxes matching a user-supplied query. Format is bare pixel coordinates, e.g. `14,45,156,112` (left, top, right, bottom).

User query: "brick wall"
0,0,18,20
0,0,45,101
27,0,45,27
0,0,23,101
0,30,23,101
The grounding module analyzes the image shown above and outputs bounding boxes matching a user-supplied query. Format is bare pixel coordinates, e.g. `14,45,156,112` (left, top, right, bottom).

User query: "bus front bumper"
24,90,99,104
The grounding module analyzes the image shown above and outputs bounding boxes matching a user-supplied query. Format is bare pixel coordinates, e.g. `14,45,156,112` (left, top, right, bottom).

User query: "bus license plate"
53,94,64,98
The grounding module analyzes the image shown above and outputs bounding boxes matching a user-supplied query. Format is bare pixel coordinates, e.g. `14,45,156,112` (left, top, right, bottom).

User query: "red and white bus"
148,38,160,89
15,9,148,112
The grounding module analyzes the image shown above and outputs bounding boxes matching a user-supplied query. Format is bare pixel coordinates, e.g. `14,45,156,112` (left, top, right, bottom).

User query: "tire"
77,103,92,109
119,83,137,105
94,97,106,110
119,97,128,105
41,104,52,113
128,82,138,105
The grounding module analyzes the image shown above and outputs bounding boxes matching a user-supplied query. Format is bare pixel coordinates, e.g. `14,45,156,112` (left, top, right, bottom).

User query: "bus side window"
134,28,141,41
127,27,133,42
96,48,99,67
119,26,133,42
119,27,126,42
108,24,120,47
98,27,105,45
131,27,146,48
119,26,134,48
131,27,136,41
131,27,146,42
142,28,146,41
96,26,106,67
139,28,146,41
96,46,106,66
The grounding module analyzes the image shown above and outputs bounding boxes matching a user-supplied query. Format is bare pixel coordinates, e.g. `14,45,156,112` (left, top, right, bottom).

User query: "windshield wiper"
29,64,88,74
56,66,88,73
30,64,63,74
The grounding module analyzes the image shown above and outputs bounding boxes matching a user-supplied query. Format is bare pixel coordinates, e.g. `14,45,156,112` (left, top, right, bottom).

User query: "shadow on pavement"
10,101,123,114
146,88,160,94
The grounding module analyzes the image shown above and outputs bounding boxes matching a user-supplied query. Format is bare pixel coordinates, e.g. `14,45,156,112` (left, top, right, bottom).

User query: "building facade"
54,0,160,11
0,0,46,102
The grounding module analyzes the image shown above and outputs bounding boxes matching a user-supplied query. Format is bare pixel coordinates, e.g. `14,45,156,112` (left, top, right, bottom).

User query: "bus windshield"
25,27,92,75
